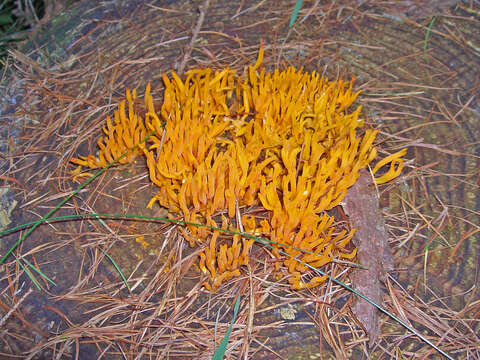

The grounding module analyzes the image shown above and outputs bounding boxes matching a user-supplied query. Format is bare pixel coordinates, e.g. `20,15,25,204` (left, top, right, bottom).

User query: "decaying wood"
343,170,395,347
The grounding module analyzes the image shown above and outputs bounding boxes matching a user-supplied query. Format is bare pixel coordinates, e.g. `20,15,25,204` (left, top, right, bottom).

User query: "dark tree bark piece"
343,170,395,347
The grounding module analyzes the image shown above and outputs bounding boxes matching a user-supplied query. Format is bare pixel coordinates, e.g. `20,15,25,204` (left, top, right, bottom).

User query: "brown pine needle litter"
71,45,405,292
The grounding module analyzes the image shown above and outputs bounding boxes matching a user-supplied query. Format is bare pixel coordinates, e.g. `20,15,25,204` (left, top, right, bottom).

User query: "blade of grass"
1,213,315,257
0,212,454,360
424,16,436,60
20,257,56,286
17,258,41,290
95,216,131,290
289,0,303,28
212,294,241,360
100,248,131,291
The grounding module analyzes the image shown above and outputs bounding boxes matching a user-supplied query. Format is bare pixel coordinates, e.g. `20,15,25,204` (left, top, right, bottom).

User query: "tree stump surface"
1,0,479,358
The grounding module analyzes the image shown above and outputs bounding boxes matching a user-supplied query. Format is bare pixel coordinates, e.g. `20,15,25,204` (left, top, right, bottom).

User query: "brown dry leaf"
343,170,395,347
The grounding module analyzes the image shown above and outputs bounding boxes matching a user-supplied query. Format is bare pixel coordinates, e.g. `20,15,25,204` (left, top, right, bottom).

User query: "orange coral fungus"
71,45,405,292
71,88,146,169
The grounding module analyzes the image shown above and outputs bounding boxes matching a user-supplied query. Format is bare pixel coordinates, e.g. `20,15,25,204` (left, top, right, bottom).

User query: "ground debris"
343,170,394,347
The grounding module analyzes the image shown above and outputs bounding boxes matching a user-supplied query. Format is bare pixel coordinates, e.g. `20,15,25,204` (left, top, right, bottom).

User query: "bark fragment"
343,170,394,347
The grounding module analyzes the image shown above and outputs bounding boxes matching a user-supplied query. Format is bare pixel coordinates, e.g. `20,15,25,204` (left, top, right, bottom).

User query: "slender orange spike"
218,244,228,273
373,148,407,174
374,159,404,184
199,252,208,274
253,41,264,70
171,71,185,96
70,157,88,167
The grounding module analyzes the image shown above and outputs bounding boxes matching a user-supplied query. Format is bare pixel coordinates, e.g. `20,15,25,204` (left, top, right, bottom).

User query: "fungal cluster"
71,47,405,291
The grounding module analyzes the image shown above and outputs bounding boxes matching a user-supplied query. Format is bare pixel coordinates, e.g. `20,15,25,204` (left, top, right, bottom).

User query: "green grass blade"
424,16,436,60
0,213,316,257
289,0,303,28
95,216,131,290
17,258,41,290
212,294,241,360
100,248,131,291
20,257,56,286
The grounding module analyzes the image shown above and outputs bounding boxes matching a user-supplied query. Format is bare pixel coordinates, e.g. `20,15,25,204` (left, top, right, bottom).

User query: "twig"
177,0,211,75
0,287,33,327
